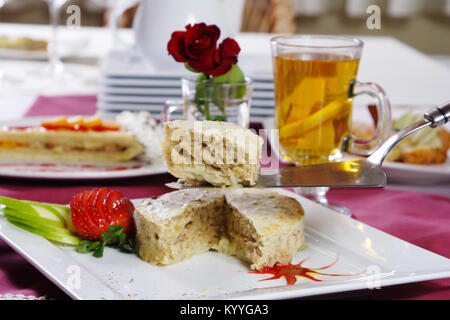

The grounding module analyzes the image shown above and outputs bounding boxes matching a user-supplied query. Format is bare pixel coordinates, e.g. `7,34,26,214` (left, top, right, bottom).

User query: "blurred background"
1,0,449,57
0,0,449,121
0,0,136,28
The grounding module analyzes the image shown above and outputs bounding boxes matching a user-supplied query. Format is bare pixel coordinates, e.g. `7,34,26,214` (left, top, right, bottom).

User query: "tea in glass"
274,53,359,164
270,35,392,217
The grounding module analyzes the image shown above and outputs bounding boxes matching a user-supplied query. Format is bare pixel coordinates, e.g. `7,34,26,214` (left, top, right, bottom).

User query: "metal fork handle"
425,101,450,127
367,101,450,166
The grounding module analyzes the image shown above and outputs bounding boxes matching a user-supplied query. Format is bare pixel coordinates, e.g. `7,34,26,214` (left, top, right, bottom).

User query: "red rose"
167,23,241,77
206,38,241,77
167,23,220,74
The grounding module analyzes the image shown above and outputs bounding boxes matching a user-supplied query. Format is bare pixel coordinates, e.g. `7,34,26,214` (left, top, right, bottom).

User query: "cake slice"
161,120,264,186
134,188,305,270
0,116,144,162
135,189,226,266
218,189,305,270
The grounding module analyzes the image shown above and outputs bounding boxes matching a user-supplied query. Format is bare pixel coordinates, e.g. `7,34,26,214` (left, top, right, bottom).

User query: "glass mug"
271,35,392,165
161,76,253,128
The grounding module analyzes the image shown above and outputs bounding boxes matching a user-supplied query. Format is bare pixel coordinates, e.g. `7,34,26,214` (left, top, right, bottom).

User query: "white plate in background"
0,117,166,180
0,35,90,60
382,160,450,184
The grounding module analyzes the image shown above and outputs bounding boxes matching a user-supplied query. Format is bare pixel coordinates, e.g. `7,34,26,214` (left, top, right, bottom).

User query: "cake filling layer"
162,120,264,186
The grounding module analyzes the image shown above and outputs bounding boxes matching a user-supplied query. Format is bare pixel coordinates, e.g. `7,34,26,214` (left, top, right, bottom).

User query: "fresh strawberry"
93,187,109,225
70,190,98,240
70,192,96,239
69,188,134,241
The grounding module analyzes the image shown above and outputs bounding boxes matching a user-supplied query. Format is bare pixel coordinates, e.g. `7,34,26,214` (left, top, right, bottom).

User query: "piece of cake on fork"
161,120,264,186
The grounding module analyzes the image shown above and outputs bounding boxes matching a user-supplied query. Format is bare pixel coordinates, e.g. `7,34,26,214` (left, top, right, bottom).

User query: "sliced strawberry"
72,189,103,240
87,188,107,233
94,187,109,227
69,188,134,241
104,190,134,235
84,189,109,240
107,198,134,235
81,189,92,211
70,192,93,240
105,190,123,213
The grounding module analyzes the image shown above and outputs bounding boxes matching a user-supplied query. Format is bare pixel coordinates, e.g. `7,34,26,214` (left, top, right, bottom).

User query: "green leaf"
119,232,127,244
78,225,135,258
108,225,124,236
100,231,112,243
77,240,103,255
93,243,105,258
120,243,134,253
77,240,94,253
88,241,102,251
212,64,245,85
196,73,208,83
119,237,135,253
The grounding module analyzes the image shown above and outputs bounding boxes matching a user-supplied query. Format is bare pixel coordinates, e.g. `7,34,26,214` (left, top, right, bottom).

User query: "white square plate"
1,188,449,300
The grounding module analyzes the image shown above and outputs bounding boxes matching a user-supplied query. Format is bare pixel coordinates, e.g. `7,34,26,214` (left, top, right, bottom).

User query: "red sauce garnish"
250,254,361,285
40,116,121,132
41,124,120,132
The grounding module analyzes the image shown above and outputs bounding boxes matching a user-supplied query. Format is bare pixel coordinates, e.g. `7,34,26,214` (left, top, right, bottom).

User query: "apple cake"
161,120,264,186
134,188,305,270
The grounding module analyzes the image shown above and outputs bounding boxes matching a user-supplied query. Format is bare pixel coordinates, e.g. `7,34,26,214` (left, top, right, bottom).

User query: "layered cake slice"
219,189,305,270
161,120,264,186
135,188,305,270
0,116,144,162
135,189,226,266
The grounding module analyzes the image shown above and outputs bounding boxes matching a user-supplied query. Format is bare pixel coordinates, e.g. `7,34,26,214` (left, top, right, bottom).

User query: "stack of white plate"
98,50,275,122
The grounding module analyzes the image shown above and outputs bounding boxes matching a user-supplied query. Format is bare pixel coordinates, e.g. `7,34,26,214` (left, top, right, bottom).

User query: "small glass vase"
162,76,253,129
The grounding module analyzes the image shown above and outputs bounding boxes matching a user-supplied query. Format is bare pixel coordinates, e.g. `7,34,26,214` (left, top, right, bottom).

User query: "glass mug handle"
160,99,185,123
346,80,392,156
